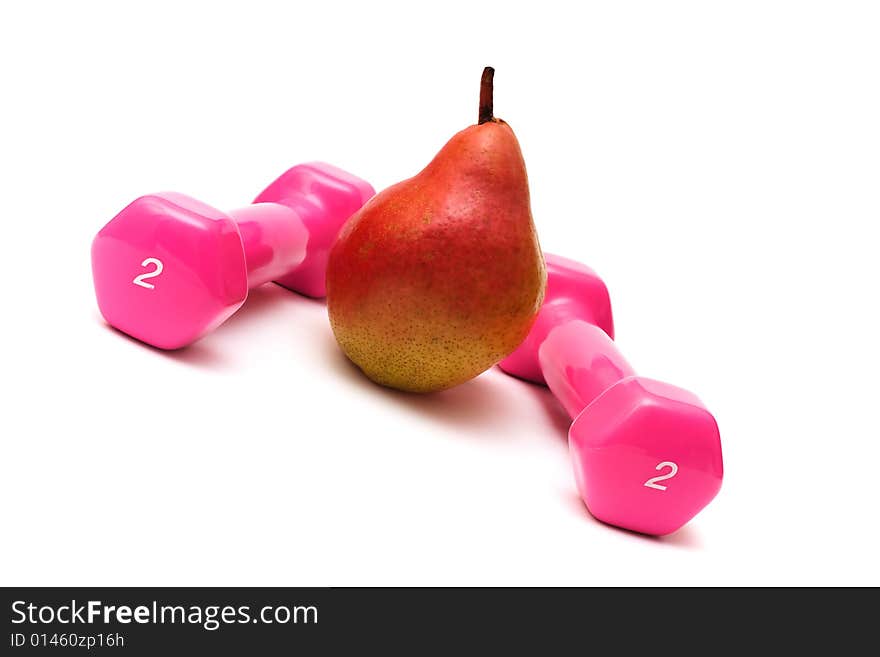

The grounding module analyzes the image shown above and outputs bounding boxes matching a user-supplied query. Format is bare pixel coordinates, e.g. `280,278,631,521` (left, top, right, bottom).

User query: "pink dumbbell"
92,163,374,349
499,254,723,535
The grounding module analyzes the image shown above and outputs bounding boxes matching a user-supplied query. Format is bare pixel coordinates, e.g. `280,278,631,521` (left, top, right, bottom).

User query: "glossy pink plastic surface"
499,252,723,536
254,163,375,298
499,253,614,384
92,163,374,349
540,321,723,536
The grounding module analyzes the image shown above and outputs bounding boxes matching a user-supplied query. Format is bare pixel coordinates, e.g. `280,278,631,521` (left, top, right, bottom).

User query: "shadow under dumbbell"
216,283,324,336
96,311,229,368
97,284,326,371
504,375,572,442
98,285,322,369
562,490,705,550
96,284,312,367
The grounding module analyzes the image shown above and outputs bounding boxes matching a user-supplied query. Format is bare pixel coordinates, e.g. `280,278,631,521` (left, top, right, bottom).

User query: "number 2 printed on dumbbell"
499,254,723,536
91,163,375,349
131,257,164,289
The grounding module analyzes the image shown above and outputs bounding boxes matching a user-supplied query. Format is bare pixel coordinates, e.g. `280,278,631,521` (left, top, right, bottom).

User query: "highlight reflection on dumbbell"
500,254,723,536
91,163,374,349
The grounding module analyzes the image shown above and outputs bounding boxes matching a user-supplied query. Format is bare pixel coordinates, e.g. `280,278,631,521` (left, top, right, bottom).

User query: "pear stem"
478,67,495,124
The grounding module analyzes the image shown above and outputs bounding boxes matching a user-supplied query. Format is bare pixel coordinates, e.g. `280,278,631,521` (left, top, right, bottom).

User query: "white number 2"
132,257,164,290
643,461,678,491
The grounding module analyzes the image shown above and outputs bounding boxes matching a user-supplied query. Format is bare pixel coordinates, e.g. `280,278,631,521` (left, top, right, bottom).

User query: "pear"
326,68,546,393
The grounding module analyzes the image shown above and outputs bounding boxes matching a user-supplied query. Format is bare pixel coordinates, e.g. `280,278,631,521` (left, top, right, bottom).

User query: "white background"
1,1,878,586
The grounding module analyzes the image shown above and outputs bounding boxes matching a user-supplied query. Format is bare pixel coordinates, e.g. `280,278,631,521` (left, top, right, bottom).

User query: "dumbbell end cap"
569,376,723,536
92,193,248,349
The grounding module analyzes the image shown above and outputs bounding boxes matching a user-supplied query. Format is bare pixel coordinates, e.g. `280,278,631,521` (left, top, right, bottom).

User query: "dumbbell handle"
539,318,635,419
227,200,313,288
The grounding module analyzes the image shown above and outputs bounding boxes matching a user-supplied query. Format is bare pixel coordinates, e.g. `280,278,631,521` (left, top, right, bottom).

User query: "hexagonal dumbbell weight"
92,163,374,349
499,254,723,535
